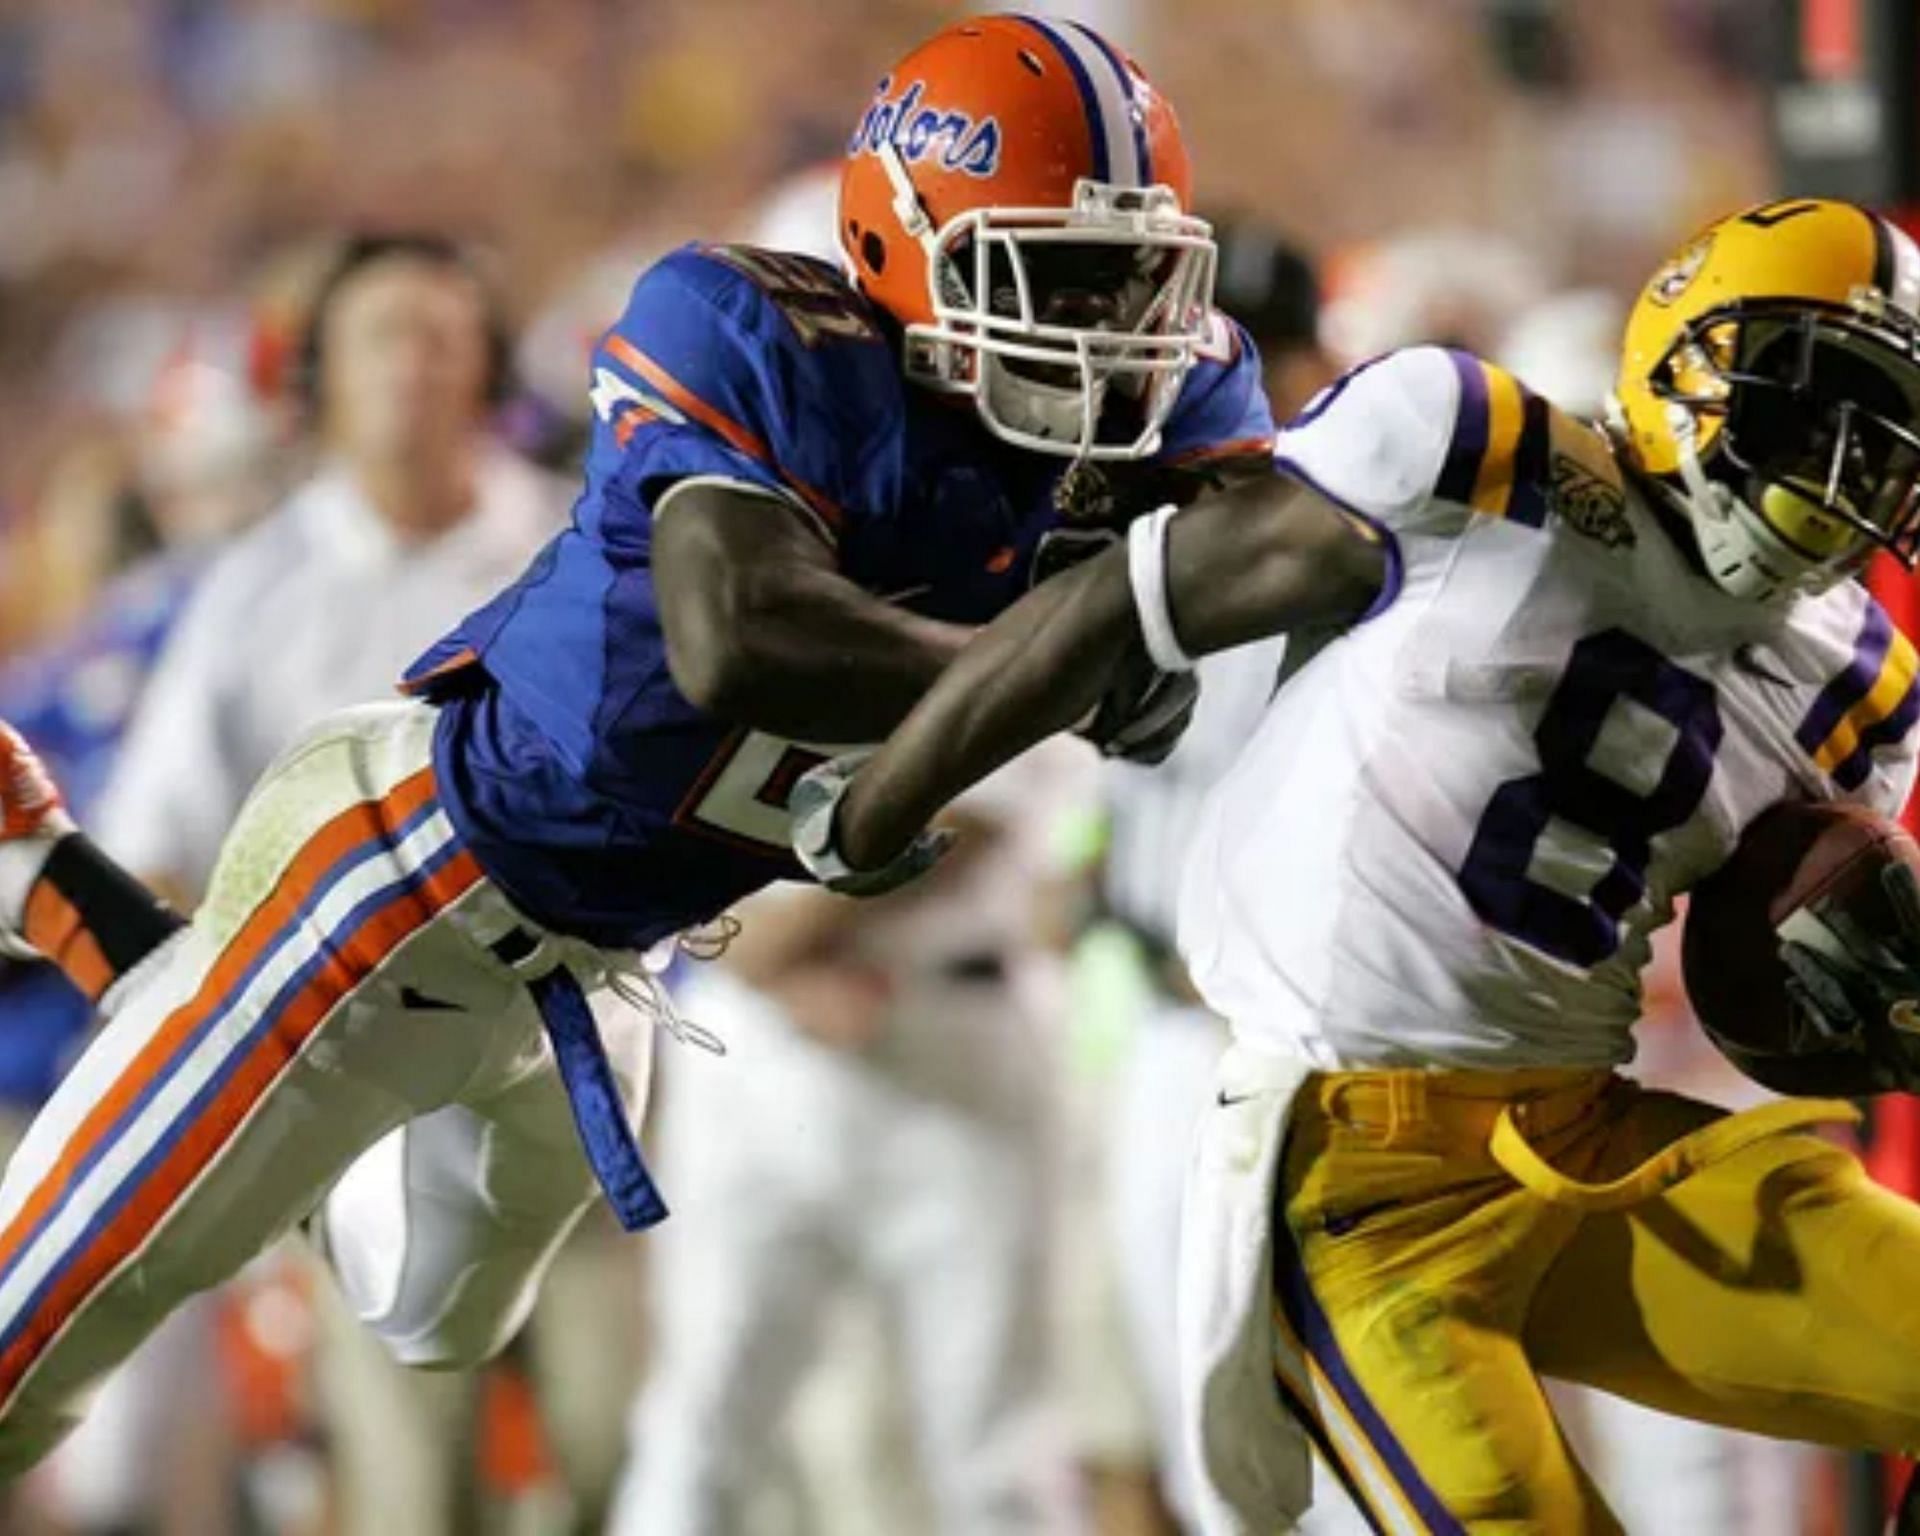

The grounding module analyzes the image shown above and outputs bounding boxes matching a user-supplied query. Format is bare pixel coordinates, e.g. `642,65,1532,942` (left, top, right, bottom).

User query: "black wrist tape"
23,836,184,1001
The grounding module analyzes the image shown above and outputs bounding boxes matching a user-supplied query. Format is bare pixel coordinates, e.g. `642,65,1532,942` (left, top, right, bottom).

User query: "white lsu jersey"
1179,346,1920,1070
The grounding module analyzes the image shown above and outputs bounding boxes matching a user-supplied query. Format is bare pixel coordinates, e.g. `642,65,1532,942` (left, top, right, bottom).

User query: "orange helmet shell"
839,14,1192,331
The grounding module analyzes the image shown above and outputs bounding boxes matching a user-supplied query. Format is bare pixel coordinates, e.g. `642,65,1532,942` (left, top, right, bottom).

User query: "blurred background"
0,1,1911,1533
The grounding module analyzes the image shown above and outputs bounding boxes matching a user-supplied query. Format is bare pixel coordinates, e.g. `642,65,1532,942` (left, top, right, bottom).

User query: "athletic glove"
789,751,954,897
1078,638,1199,765
1777,860,1920,1089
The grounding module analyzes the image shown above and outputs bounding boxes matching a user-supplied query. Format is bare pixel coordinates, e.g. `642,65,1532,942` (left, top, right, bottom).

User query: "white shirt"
1179,347,1918,1071
96,447,568,889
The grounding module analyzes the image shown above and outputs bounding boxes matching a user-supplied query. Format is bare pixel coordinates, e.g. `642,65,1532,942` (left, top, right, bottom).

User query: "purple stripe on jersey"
1015,17,1110,182
1831,672,1920,790
1796,601,1894,754
1435,350,1490,507
1272,1215,1469,1535
1507,388,1552,528
1068,21,1152,183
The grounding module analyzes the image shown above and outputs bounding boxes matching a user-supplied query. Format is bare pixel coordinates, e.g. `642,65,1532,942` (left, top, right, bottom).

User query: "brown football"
1683,800,1920,1094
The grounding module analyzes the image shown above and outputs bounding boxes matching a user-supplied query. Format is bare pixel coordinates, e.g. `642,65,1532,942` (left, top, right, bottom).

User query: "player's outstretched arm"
828,474,1389,872
654,483,972,742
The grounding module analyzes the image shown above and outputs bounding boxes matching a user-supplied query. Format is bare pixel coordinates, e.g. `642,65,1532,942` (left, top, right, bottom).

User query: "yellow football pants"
1275,1066,1920,1534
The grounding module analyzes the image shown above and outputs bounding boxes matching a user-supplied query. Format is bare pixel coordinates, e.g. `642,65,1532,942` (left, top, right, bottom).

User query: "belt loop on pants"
491,927,670,1232
1382,1071,1428,1149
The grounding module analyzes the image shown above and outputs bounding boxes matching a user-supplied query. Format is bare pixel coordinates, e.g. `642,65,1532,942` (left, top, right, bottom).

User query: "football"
1683,800,1920,1095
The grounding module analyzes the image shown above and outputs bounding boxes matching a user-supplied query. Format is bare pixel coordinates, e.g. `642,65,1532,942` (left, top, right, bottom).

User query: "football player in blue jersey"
0,14,1275,1471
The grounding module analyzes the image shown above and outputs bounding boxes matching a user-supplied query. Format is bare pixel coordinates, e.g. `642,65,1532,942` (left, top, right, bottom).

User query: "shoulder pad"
1273,346,1460,526
592,243,899,536
686,243,888,350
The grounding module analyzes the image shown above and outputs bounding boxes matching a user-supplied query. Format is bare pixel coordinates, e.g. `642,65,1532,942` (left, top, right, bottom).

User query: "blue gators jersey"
406,242,1272,949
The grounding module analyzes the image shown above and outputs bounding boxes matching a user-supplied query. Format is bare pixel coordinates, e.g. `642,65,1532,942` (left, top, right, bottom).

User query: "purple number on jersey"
1458,629,1724,967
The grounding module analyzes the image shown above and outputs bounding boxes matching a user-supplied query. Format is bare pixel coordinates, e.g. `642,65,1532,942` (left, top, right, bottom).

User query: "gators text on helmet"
838,15,1214,462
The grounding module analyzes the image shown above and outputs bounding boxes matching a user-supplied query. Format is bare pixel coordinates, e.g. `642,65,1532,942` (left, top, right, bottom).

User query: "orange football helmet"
839,15,1213,461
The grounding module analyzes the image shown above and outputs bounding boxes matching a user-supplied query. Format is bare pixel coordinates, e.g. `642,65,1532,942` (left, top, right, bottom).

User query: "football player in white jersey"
791,199,1920,1533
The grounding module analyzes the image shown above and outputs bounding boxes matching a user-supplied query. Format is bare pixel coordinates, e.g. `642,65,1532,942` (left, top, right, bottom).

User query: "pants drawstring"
1490,1096,1861,1211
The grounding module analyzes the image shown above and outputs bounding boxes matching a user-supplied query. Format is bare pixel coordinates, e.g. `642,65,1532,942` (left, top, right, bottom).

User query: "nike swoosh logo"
1217,1091,1255,1107
399,985,461,1012
1732,643,1792,687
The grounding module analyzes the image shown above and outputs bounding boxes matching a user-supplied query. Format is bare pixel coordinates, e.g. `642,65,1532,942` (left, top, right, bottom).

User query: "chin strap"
1665,402,1817,600
877,142,939,257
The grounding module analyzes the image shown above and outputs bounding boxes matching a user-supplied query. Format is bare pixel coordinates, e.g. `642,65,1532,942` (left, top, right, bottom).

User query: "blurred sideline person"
613,760,1085,1536
89,234,632,1534
610,166,1083,1536
1096,217,1357,1533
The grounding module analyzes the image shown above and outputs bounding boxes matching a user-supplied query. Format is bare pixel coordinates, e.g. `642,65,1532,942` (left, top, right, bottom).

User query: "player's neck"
349,446,479,546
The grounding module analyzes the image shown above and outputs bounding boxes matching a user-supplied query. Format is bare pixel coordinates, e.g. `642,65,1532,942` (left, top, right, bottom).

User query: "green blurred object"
1067,921,1152,1077
1050,801,1110,877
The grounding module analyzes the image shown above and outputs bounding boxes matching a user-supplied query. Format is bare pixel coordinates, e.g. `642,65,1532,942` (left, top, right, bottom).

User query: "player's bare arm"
653,482,972,742
826,474,1389,873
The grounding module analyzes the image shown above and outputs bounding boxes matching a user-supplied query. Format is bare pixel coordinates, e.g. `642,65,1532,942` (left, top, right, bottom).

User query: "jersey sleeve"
587,244,895,543
1273,346,1557,534
1151,314,1275,469
1793,593,1920,816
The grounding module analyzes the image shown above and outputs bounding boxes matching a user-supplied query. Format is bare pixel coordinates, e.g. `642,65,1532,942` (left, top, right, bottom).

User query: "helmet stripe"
1063,21,1154,186
1884,218,1920,317
1014,16,1130,185
1869,209,1896,294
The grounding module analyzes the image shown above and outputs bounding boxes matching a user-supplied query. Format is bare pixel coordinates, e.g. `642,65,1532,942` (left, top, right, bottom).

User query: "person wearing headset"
89,233,607,1533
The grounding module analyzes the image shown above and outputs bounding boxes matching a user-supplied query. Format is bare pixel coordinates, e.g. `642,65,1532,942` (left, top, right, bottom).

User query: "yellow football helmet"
1614,198,1920,600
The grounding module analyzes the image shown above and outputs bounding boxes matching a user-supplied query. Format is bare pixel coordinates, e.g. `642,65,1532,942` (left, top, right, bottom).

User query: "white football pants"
0,701,649,1477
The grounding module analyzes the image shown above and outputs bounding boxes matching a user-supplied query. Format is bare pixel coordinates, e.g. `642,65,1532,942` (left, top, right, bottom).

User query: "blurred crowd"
0,2,1838,1534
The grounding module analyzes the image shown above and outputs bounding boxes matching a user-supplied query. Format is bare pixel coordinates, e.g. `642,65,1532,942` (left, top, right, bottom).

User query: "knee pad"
315,1124,572,1372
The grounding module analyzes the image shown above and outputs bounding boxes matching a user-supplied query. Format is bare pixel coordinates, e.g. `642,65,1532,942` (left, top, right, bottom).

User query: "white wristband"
1126,504,1195,673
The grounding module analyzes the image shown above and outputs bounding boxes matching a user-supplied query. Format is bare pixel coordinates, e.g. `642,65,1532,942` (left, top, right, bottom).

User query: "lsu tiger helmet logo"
1614,199,1920,601
839,14,1215,461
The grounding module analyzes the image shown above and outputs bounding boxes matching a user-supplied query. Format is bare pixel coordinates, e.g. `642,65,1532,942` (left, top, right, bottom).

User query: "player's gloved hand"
1079,639,1199,765
790,751,955,897
1777,861,1920,1086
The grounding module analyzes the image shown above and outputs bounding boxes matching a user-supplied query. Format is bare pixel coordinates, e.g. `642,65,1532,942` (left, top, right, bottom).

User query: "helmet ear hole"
861,230,888,276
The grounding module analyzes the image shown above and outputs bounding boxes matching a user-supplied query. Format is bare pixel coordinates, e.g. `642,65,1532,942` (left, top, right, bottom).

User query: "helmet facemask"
1649,295,1920,601
893,173,1216,461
